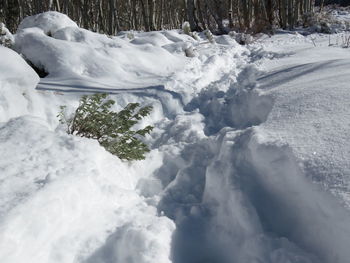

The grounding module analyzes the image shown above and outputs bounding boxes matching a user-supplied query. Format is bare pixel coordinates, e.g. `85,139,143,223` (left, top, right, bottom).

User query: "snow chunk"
130,32,173,46
17,11,78,35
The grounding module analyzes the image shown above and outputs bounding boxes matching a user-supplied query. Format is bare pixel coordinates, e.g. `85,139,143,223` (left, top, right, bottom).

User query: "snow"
17,11,78,35
2,10,350,263
256,33,350,206
0,116,174,263
0,46,40,122
14,12,191,91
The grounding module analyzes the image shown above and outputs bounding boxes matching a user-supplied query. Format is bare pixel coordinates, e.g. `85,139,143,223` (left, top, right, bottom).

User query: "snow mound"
0,41,175,263
130,32,173,46
0,116,174,263
258,43,350,207
17,11,78,35
0,46,38,87
0,46,41,122
15,12,190,89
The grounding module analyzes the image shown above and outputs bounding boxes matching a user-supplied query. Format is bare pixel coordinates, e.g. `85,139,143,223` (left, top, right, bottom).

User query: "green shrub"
58,93,154,161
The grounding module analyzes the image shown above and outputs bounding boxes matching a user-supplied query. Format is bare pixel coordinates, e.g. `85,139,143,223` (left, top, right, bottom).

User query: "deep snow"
1,11,350,263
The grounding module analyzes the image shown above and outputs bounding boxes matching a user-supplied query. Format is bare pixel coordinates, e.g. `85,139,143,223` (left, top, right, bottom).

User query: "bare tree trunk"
158,0,164,29
241,0,250,30
5,0,20,32
187,0,197,31
281,0,287,28
131,0,138,29
140,0,150,31
288,0,293,29
196,0,207,30
150,0,156,30
228,0,234,29
266,0,274,27
108,0,115,35
294,0,299,25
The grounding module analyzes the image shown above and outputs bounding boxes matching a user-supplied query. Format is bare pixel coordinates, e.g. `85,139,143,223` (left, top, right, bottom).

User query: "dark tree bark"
5,0,20,32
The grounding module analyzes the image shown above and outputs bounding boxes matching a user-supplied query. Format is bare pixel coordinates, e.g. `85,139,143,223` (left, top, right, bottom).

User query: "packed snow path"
1,12,350,263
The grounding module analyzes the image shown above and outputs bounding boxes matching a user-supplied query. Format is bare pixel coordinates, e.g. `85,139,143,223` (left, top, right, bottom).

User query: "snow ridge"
158,64,350,263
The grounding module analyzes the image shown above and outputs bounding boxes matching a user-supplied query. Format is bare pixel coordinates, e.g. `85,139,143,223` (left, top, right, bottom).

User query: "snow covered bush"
126,31,135,40
182,21,191,36
0,23,14,48
204,29,215,44
229,31,254,45
182,21,200,40
302,10,349,33
183,42,198,57
58,93,154,161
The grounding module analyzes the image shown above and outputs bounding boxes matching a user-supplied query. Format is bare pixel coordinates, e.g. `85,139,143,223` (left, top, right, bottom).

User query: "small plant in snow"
191,31,200,41
182,21,191,36
182,21,200,41
58,93,154,161
0,23,14,48
341,33,350,48
183,43,198,57
204,29,215,44
127,31,135,40
229,31,253,45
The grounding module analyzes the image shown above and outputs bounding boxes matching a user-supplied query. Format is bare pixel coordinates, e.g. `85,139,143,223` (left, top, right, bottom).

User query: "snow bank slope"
15,12,250,105
0,45,174,263
258,34,350,206
15,12,190,89
0,46,40,122
159,63,350,263
0,116,174,263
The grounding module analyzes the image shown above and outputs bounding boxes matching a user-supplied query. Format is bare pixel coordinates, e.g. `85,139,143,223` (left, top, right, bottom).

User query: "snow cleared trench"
157,65,350,263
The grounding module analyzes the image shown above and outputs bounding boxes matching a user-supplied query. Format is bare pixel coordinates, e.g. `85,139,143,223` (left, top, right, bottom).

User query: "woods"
0,0,316,34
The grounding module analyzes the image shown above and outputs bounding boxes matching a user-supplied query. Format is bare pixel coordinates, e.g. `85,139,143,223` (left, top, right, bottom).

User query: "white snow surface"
1,11,350,263
17,11,78,35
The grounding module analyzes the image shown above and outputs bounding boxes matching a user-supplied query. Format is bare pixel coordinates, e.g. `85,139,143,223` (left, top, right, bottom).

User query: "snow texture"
1,11,350,263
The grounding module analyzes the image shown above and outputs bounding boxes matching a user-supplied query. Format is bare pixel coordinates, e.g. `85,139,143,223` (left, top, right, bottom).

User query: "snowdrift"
15,12,190,89
15,12,249,104
1,11,350,263
0,46,40,122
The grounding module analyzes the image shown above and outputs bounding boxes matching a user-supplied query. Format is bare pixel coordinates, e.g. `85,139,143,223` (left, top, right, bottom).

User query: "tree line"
1,0,316,35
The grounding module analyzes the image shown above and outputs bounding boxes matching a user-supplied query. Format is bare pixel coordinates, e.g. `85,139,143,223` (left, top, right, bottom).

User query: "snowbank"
14,12,251,104
17,11,78,35
258,34,350,207
0,30,175,263
0,116,174,263
0,46,40,122
14,12,189,89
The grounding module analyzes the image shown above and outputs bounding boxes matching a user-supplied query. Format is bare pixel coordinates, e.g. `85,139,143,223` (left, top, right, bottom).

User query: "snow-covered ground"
1,11,350,263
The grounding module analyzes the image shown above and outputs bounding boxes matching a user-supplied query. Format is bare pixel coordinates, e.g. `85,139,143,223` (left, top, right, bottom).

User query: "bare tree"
0,0,317,35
